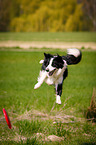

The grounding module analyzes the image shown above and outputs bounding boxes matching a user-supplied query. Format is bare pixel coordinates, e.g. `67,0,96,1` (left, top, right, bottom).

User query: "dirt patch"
15,97,82,123
16,109,49,121
12,133,64,143
15,108,81,124
13,133,27,142
48,135,64,142
0,41,96,49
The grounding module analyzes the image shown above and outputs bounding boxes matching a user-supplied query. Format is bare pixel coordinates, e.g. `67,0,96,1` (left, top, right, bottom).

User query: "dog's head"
41,53,65,76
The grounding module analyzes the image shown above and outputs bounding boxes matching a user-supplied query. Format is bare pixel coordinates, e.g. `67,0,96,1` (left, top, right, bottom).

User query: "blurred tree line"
0,0,96,32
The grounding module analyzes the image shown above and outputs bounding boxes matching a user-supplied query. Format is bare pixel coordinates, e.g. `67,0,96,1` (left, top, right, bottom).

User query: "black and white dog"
34,48,82,104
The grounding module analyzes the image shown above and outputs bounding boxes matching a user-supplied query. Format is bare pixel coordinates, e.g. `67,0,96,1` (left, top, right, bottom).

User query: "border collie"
34,48,82,104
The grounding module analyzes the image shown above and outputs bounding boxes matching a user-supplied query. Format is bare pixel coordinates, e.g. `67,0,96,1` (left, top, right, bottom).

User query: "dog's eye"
52,61,63,69
52,62,58,68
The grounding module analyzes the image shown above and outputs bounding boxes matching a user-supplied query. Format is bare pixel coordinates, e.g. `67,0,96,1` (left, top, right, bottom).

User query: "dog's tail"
63,48,82,65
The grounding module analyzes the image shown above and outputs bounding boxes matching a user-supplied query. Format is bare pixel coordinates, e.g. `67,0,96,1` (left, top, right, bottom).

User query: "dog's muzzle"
49,69,56,76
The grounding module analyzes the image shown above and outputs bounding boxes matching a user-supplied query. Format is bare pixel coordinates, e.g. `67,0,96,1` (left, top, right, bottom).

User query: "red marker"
3,108,12,129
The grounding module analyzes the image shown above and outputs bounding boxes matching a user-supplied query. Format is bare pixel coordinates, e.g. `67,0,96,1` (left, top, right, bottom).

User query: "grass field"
0,32,96,42
0,48,96,144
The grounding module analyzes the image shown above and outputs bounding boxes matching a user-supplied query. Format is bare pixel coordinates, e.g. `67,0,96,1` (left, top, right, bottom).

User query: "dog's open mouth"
49,69,56,76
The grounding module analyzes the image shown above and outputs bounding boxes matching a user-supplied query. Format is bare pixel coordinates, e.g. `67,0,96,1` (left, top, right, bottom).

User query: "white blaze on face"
63,60,67,67
46,58,55,72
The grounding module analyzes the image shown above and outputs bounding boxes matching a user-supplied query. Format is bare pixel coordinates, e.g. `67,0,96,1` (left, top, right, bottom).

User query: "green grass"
0,32,96,42
0,49,96,144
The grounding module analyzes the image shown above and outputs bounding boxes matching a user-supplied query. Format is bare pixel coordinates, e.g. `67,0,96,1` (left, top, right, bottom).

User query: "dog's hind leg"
55,83,63,104
55,68,68,104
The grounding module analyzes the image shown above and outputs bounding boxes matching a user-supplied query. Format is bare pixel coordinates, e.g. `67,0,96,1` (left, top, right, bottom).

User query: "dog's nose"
46,69,49,72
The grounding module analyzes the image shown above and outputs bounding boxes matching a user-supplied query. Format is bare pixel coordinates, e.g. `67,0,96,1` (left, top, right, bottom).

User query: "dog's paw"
56,95,61,104
39,60,44,64
34,83,41,89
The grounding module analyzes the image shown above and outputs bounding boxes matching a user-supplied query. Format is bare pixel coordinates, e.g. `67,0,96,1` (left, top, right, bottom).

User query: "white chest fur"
45,66,67,85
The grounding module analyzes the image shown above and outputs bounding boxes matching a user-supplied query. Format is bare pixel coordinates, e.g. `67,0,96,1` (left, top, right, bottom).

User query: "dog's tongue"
49,69,56,76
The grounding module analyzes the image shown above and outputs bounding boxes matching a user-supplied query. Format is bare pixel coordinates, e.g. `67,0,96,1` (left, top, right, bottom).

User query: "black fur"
56,83,63,96
52,55,64,69
63,51,82,65
42,53,53,70
55,68,68,97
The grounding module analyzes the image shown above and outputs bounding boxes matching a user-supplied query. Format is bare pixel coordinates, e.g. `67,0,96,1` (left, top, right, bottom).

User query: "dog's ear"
44,53,47,57
44,53,53,58
57,54,60,57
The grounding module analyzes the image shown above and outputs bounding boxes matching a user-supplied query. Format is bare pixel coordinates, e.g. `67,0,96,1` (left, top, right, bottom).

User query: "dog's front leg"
55,83,63,104
34,70,47,89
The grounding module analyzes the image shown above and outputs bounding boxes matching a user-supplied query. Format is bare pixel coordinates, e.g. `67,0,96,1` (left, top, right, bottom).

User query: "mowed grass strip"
0,49,96,144
0,32,96,42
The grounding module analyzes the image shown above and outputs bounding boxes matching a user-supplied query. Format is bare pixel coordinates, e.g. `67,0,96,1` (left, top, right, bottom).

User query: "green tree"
0,0,20,31
17,0,42,15
9,0,96,32
65,4,84,31
0,0,11,31
82,0,96,31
